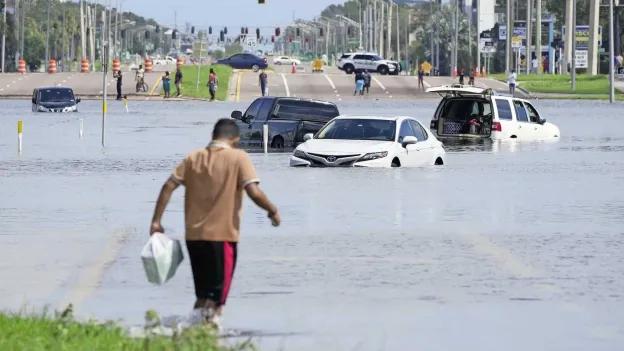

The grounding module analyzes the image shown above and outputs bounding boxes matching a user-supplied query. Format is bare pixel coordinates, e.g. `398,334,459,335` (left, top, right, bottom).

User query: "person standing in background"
113,70,123,100
175,67,183,97
354,70,365,96
508,69,517,96
162,71,171,98
362,70,371,95
258,69,268,96
208,68,218,101
417,68,425,90
149,118,280,331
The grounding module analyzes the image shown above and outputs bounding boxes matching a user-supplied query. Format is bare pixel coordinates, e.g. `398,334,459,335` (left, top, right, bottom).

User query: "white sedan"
290,115,446,168
273,56,301,65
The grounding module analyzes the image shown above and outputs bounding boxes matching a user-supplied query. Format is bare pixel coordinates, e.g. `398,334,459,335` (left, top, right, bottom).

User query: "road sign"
246,37,257,47
421,61,432,73
562,25,602,49
575,50,588,68
480,39,495,53
512,36,522,48
499,26,526,40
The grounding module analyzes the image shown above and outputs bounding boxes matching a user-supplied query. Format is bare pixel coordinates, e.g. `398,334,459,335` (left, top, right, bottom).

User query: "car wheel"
378,66,389,75
276,62,282,65
435,157,444,165
391,158,401,167
271,136,284,149
344,65,354,74
252,64,260,72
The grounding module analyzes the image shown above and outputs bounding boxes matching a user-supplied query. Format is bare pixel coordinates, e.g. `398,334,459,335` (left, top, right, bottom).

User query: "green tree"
224,43,242,57
24,20,45,70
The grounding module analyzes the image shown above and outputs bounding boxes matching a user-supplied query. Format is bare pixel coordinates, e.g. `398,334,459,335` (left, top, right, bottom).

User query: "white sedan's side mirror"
402,136,418,147
303,133,314,141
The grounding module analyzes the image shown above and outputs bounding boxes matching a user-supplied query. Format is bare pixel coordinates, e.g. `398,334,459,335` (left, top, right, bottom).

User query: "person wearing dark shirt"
175,67,183,97
259,69,268,96
354,71,364,96
362,70,371,95
458,68,465,85
162,71,171,98
114,70,123,100
469,68,475,85
417,68,425,90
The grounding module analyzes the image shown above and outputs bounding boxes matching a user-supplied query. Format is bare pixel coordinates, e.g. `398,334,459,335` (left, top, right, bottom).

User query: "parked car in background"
337,52,401,75
273,56,301,65
153,56,176,65
32,87,81,112
215,53,268,72
290,115,445,167
230,97,340,150
267,50,274,56
427,85,560,140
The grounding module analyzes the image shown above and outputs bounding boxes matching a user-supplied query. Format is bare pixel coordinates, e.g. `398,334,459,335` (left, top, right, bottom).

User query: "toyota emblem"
327,156,337,162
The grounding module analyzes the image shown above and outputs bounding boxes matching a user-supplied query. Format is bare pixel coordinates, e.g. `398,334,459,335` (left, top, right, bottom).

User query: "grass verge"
0,305,254,351
490,73,620,95
165,64,234,101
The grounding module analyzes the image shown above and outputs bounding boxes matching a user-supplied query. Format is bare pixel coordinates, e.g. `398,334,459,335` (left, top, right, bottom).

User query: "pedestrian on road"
417,68,425,90
458,68,465,85
162,71,171,98
531,56,539,74
354,70,364,96
469,68,475,86
135,65,145,92
149,118,280,331
207,68,218,101
508,69,517,96
114,70,123,100
175,67,183,97
362,70,371,95
259,69,268,96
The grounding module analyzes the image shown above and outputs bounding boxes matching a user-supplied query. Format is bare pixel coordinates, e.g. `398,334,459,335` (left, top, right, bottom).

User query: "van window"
39,88,74,102
255,99,274,122
243,98,264,120
524,102,541,123
408,120,427,141
495,99,513,120
513,100,529,122
398,120,415,143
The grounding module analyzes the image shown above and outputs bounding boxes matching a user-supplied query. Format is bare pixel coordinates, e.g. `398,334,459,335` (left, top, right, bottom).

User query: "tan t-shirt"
170,142,259,242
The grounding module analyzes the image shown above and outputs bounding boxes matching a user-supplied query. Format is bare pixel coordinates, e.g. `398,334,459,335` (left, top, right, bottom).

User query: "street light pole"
608,0,615,103
46,0,50,64
571,0,576,92
1,2,6,72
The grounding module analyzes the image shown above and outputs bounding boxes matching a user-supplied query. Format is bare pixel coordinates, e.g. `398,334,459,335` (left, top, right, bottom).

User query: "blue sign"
561,25,602,49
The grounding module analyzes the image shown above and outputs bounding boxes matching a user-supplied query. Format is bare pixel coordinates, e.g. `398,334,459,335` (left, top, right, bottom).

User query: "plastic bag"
141,233,184,285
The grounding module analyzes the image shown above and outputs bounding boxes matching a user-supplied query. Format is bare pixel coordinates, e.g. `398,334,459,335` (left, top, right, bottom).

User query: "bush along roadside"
0,304,256,351
158,64,234,101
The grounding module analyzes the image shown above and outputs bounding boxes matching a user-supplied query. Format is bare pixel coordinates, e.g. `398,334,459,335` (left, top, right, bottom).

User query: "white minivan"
426,85,560,140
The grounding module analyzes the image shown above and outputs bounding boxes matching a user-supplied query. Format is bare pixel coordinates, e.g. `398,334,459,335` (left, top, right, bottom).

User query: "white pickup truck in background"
153,56,176,65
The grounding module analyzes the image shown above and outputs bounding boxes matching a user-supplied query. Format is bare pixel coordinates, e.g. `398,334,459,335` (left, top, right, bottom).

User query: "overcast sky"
121,0,344,32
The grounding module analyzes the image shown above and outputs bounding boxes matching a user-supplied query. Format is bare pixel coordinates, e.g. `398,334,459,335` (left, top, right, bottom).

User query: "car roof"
275,97,336,105
334,115,412,121
38,86,73,90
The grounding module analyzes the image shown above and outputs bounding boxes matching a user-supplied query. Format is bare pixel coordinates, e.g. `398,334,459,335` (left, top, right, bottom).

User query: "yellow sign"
421,61,432,73
511,36,522,48
312,58,323,71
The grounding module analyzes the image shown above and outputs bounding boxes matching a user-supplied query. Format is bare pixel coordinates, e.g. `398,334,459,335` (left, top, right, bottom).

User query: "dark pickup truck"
231,97,340,150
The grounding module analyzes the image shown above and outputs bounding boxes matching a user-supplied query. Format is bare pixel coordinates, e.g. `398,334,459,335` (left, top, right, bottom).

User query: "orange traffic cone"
481,66,486,78
453,66,457,77
291,62,296,74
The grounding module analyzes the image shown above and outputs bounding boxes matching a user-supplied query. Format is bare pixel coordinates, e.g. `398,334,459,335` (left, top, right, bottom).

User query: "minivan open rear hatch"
428,86,494,139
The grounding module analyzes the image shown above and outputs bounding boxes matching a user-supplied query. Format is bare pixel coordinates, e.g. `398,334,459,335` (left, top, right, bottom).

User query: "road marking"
414,76,431,89
372,76,386,90
235,72,242,101
323,74,336,89
99,91,103,94
148,75,163,96
281,73,290,97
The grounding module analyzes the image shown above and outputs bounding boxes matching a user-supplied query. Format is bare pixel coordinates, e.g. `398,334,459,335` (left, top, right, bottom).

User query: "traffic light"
256,28,260,39
145,30,150,39
191,26,195,34
275,27,280,36
319,28,324,37
155,25,160,33
347,27,352,35
296,28,300,37
220,30,225,42
271,35,275,42
241,27,244,34
289,35,292,42
245,27,248,34
224,26,227,34
258,0,265,3
209,26,212,35
172,29,177,39
305,35,309,42
119,29,124,38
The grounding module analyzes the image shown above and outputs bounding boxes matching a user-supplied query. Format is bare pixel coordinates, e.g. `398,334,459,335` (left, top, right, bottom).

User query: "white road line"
323,74,336,90
372,76,386,90
280,73,290,97
414,76,431,88
99,90,103,94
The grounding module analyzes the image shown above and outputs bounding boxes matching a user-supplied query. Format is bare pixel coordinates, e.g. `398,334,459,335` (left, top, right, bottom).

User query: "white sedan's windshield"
315,119,396,141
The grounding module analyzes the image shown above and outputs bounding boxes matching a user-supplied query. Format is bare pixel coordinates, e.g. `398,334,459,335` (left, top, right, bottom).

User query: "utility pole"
526,0,532,74
15,0,19,65
536,0,542,74
395,2,399,68
1,0,6,72
62,11,66,71
80,0,86,61
608,0,615,103
476,0,480,72
453,0,458,71
387,1,392,59
563,0,574,73
587,0,599,75
379,1,384,56
505,0,513,72
21,0,25,60
571,0,576,91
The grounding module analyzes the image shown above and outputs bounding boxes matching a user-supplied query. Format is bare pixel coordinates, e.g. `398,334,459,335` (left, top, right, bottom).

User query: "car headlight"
293,150,307,159
357,151,388,162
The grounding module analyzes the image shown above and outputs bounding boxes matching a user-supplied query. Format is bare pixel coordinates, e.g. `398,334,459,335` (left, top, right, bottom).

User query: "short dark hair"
213,118,240,139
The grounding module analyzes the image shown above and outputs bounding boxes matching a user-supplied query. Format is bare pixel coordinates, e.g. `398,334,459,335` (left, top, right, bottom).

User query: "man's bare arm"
245,183,280,226
150,179,180,234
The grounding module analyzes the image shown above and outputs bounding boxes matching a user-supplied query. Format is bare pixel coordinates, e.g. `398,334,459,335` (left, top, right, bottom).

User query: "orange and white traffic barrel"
18,59,26,74
176,57,184,68
144,58,153,72
80,58,89,73
48,59,57,74
112,58,120,73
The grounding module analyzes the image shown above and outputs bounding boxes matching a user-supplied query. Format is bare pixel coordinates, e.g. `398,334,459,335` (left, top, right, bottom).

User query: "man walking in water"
417,67,425,90
175,67,183,97
259,69,268,96
508,69,517,96
150,118,280,331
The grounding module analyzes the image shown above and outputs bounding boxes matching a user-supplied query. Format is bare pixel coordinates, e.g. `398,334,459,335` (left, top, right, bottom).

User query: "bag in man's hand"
141,233,184,285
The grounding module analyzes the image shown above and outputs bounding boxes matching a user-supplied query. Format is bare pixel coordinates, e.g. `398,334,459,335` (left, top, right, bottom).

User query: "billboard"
562,25,602,49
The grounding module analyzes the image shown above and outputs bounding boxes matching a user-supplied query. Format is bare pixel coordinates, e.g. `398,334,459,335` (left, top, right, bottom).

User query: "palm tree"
414,4,475,74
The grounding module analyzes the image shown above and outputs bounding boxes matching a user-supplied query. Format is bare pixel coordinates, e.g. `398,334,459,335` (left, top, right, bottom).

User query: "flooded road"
1,98,623,351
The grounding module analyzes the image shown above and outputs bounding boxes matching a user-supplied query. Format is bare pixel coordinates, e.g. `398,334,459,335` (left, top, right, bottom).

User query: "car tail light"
264,58,267,63
492,121,502,132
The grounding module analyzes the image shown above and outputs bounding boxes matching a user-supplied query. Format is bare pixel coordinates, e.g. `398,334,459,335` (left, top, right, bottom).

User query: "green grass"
0,305,255,351
490,73,619,95
165,64,234,101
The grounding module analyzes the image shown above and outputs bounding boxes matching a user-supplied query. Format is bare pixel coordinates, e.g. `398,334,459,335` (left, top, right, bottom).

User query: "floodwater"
1,98,624,351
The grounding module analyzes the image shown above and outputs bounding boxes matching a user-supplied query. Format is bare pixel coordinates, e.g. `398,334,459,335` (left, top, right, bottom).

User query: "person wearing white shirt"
135,65,145,92
531,58,539,73
508,70,517,96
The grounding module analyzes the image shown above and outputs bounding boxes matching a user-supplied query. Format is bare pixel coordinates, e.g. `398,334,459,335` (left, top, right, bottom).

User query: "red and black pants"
186,240,238,306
